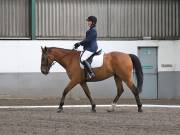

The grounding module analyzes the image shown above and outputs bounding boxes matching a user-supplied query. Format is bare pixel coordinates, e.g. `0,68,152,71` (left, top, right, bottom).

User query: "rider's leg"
82,60,95,79
81,50,94,62
81,51,95,79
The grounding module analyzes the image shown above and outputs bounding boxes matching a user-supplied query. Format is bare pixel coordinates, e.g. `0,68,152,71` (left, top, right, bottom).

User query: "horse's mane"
47,47,80,54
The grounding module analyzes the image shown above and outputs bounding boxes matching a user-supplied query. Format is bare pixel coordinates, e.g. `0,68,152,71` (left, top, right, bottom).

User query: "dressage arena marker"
0,104,180,109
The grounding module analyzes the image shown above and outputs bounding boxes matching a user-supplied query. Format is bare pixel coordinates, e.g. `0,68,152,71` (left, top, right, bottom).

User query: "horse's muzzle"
41,68,49,75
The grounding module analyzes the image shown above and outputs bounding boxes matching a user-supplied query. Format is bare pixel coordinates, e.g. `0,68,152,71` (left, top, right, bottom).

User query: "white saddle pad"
80,52,104,69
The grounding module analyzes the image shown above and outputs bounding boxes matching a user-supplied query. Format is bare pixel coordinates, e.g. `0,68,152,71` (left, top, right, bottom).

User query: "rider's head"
86,16,97,28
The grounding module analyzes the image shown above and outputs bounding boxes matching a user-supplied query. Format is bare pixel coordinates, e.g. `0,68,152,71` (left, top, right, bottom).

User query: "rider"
74,16,98,79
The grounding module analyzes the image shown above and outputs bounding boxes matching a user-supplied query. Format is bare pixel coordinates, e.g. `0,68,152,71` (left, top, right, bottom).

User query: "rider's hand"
74,42,80,49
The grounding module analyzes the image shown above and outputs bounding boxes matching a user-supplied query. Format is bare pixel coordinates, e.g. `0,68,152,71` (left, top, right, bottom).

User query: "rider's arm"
80,29,96,46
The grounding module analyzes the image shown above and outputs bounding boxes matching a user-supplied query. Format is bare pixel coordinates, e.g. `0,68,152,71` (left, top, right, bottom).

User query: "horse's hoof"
91,109,96,113
91,104,96,113
138,109,143,113
107,103,116,113
57,108,63,113
107,109,115,113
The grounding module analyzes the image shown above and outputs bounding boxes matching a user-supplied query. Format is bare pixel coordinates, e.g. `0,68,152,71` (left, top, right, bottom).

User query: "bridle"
42,53,56,70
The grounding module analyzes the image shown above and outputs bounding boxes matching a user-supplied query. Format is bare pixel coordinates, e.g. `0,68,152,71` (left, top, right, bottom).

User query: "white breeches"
81,50,94,62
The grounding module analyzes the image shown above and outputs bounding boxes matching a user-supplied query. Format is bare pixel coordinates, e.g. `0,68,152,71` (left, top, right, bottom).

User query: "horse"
40,46,143,113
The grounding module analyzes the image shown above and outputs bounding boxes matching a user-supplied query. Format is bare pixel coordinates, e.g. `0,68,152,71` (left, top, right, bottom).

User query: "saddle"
80,49,102,79
86,49,102,64
80,49,104,69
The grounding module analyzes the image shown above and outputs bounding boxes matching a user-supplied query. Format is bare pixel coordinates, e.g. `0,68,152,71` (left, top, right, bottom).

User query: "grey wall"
158,71,180,99
1,72,180,99
0,72,135,99
0,0,29,37
36,0,180,39
110,0,180,39
36,0,108,38
0,0,179,39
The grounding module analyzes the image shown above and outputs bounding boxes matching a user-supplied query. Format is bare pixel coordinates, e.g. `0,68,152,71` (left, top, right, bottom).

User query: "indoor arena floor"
0,99,180,135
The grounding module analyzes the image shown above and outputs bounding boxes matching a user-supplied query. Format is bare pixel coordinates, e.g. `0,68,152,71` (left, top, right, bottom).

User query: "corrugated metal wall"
36,0,180,39
0,0,29,38
0,0,179,39
110,0,180,39
36,0,108,38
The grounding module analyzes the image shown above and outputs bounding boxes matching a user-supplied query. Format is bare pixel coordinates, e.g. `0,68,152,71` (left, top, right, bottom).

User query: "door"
138,47,158,99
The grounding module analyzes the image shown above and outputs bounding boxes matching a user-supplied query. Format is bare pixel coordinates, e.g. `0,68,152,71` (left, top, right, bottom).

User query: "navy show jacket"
80,26,98,52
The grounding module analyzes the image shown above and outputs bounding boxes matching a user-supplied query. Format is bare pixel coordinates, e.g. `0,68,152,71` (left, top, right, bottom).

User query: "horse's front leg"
57,80,77,113
80,82,96,112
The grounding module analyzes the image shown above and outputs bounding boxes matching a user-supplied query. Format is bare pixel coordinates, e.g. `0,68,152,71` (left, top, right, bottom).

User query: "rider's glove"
74,42,80,49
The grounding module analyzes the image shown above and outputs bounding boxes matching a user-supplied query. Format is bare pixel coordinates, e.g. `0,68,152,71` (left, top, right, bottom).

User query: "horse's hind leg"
80,83,96,112
125,79,143,112
107,75,124,112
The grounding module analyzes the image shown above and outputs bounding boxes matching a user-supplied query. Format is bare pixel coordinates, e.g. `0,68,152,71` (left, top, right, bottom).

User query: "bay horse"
41,47,143,113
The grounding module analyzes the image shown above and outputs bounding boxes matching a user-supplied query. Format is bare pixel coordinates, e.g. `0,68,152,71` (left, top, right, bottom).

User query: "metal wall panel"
110,0,179,39
36,0,108,38
1,0,178,39
36,0,179,39
0,0,29,37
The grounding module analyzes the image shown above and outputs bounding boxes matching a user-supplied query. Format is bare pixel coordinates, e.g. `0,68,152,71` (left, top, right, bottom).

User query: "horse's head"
41,46,55,75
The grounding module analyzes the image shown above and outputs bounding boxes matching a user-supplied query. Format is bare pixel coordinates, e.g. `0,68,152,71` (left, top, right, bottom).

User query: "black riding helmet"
86,16,97,25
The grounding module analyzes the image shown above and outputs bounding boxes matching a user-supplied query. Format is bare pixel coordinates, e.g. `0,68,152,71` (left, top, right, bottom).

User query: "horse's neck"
51,48,79,69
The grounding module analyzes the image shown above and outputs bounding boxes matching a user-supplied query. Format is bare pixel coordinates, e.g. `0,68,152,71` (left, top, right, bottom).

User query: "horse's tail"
129,54,143,93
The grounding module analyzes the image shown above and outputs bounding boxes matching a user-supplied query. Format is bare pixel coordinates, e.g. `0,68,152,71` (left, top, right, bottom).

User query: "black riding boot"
82,60,95,79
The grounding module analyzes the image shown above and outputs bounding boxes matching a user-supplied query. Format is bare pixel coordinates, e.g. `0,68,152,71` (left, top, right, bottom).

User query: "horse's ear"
41,46,44,52
41,46,48,53
44,46,48,52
